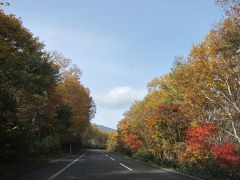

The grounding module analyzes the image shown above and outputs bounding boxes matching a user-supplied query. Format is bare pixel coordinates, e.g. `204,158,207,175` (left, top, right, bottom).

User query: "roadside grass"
111,151,240,180
0,152,67,178
0,147,87,179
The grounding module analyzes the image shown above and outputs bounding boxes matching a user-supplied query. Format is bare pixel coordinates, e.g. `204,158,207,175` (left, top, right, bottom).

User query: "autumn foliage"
211,143,240,168
0,11,96,173
181,123,240,168
180,123,219,165
107,1,240,179
122,135,143,152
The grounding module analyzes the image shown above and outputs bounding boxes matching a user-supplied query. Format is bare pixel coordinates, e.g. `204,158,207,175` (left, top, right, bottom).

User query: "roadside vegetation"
0,6,96,175
107,1,240,179
82,124,109,149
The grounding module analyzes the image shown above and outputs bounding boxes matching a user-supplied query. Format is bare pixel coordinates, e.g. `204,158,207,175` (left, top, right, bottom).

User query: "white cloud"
96,86,146,109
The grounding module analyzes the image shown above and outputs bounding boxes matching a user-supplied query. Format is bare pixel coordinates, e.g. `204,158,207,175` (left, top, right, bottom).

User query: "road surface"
10,149,199,180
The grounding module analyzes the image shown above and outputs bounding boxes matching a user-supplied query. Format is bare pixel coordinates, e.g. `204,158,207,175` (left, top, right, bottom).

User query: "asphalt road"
10,149,199,180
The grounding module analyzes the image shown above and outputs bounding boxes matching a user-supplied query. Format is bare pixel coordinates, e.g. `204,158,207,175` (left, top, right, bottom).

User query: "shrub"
39,135,60,155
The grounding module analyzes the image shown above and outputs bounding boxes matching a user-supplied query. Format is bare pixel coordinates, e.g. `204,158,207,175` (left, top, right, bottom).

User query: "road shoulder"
109,152,201,180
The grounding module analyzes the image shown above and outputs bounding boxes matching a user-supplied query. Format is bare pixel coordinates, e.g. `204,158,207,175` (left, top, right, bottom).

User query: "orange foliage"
180,123,240,168
211,143,240,168
122,135,143,152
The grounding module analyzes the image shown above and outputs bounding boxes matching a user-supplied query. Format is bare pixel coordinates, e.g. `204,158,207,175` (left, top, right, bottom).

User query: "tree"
146,103,191,159
0,11,96,172
110,2,240,177
186,13,240,143
0,11,58,165
180,123,240,168
107,131,119,152
82,124,109,149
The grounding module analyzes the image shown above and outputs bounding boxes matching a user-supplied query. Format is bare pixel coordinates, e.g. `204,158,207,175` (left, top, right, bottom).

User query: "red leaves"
180,123,240,168
211,143,240,167
122,135,143,152
185,123,219,143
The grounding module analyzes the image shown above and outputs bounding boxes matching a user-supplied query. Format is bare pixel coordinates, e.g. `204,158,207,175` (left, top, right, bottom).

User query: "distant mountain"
97,125,115,133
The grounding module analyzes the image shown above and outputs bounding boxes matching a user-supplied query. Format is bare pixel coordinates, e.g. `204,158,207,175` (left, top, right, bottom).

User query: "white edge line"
119,163,133,171
160,167,202,180
48,152,87,180
118,155,200,180
109,157,115,161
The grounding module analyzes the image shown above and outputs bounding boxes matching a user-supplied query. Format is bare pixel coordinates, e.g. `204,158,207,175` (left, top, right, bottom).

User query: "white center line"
48,152,87,180
119,163,133,171
109,157,115,161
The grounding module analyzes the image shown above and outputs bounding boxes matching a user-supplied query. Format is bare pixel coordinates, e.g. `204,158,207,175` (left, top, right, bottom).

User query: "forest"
107,1,240,179
1,0,240,179
0,6,110,175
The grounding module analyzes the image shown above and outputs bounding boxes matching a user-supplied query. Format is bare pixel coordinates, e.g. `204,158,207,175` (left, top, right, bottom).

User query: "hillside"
97,125,115,133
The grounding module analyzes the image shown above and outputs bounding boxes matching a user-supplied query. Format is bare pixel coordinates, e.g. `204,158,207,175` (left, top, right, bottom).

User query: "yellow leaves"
190,121,199,128
107,131,118,152
53,65,95,140
147,77,162,93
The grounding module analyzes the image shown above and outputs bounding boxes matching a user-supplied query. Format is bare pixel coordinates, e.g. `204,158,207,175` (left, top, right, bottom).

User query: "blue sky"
4,0,223,129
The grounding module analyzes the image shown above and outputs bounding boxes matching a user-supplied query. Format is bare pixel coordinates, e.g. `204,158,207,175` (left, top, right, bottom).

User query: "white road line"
118,155,200,180
48,152,87,180
109,157,115,161
119,163,133,171
160,167,201,180
105,154,108,157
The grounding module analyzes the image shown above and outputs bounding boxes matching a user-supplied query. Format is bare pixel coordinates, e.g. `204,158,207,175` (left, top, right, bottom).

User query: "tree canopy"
107,1,240,179
0,11,96,174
